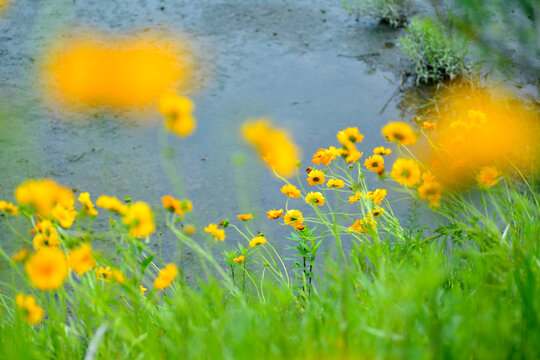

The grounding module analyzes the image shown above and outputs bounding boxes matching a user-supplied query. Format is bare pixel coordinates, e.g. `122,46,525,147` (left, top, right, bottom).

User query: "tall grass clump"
0,88,539,359
399,17,469,84
344,0,413,28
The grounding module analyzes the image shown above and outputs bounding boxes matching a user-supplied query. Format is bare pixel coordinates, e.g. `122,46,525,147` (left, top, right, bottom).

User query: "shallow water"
0,0,427,273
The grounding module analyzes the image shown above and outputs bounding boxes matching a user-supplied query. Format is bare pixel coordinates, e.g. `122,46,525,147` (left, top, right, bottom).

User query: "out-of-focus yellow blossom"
346,150,363,164
162,195,183,217
418,180,442,207
204,223,225,242
476,166,501,188
372,207,385,218
250,236,267,247
0,200,18,216
154,264,178,290
32,220,60,250
25,247,68,290
158,93,196,137
112,269,125,283
242,118,301,177
391,159,421,187
15,179,74,219
266,209,283,219
68,244,95,275
422,121,437,131
327,179,345,188
96,195,127,215
280,184,301,198
337,127,364,148
373,147,392,156
348,217,377,233
305,192,325,206
307,169,325,186
183,224,196,236
95,266,113,282
140,285,147,295
364,155,384,173
233,255,245,263
312,147,339,166
349,192,360,204
12,248,29,263
284,209,304,228
51,204,77,228
78,192,98,216
382,122,417,146
237,213,254,221
16,294,44,325
122,202,155,238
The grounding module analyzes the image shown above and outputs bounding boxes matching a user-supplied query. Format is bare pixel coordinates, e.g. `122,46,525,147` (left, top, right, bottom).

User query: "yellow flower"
0,200,18,216
337,127,364,147
327,179,345,188
204,223,225,241
364,155,384,173
16,294,44,325
184,224,196,236
15,179,74,218
95,266,113,282
96,195,127,215
372,207,385,218
349,192,360,204
418,181,443,207
346,150,363,164
68,244,95,276
112,269,125,283
233,255,245,263
237,213,254,221
422,121,437,131
312,147,339,166
25,247,68,290
391,159,421,187
140,285,147,295
249,236,266,247
242,118,300,177
373,147,392,156
12,248,29,263
78,192,98,216
122,202,155,238
280,184,301,198
162,195,183,217
154,263,178,290
307,169,325,186
181,200,193,212
360,189,387,205
348,217,377,233
305,192,325,206
382,122,417,146
266,209,283,219
476,166,501,188
284,209,304,228
32,220,60,250
158,93,196,137
51,204,77,229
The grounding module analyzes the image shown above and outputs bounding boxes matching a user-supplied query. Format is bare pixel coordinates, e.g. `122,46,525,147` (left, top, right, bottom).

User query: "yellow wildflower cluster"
16,294,44,325
154,264,178,290
122,202,155,238
348,216,377,233
312,146,339,166
96,195,127,215
205,223,225,241
32,220,60,250
242,118,300,177
281,184,301,198
68,244,95,276
78,192,98,216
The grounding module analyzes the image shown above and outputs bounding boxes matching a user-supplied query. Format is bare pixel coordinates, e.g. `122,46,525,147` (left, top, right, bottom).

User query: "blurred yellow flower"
96,195,127,215
12,248,29,263
32,220,60,250
372,207,385,218
305,192,325,206
346,150,363,164
95,266,113,282
158,93,196,137
112,269,125,283
360,189,387,206
25,247,68,290
162,195,183,217
418,180,442,207
391,159,421,187
51,204,77,229
233,255,245,263
373,147,392,156
183,224,196,236
307,169,325,186
68,244,95,276
122,202,155,238
348,217,377,233
382,122,417,146
337,127,364,147
284,209,304,228
242,118,300,177
249,236,267,247
154,264,178,290
422,121,437,131
476,166,501,188
237,213,254,221
16,294,44,325
78,192,98,216
181,200,193,212
204,223,225,241
312,147,339,166
15,179,74,219
0,200,18,216
140,285,147,295
280,184,301,198
327,179,345,188
266,209,283,219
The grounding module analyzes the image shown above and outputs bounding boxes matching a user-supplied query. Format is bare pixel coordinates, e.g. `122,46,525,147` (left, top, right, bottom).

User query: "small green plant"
345,0,413,28
399,17,468,84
